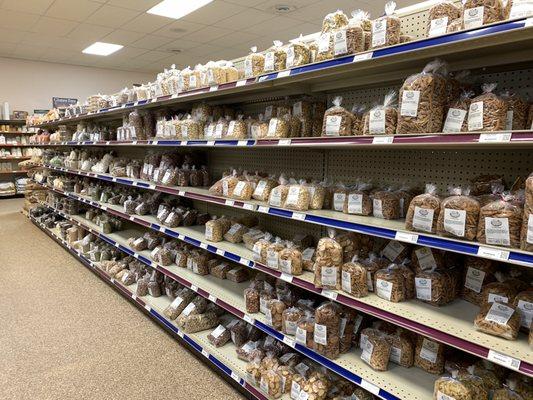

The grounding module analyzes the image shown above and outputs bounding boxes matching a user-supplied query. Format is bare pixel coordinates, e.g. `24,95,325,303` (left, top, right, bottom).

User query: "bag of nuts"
481,273,517,304
265,299,287,331
474,301,520,340
343,182,373,215
266,238,286,270
244,46,265,79
411,246,445,273
463,0,504,30
385,329,415,368
314,230,343,290
468,83,508,132
362,90,398,135
371,1,401,49
477,192,523,248
282,307,304,336
372,188,401,219
285,34,311,68
226,115,248,139
434,370,479,400
374,263,406,302
264,40,287,73
332,10,365,58
269,175,290,208
314,301,342,359
397,59,448,134
406,183,441,233
279,243,303,276
492,380,527,400
414,267,449,306
501,90,529,130
341,255,369,297
253,175,277,201
351,104,366,135
314,31,334,62
437,186,481,240
443,90,475,133
307,180,326,210
414,336,446,374
285,180,311,211
462,256,497,305
322,96,353,136
322,9,350,33
359,328,391,371
427,0,463,37
253,233,273,264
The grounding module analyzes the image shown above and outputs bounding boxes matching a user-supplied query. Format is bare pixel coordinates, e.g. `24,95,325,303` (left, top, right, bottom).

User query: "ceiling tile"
241,15,303,35
181,0,247,25
130,34,174,50
67,53,104,66
45,0,102,22
1,0,55,15
31,16,79,36
65,23,114,43
272,21,318,42
179,25,234,44
222,0,264,6
44,36,94,52
12,43,47,59
152,20,206,39
208,47,246,62
188,43,229,57
114,46,149,58
106,0,161,11
287,1,356,24
160,38,204,52
134,50,172,63
0,28,28,45
209,30,262,48
85,4,139,28
1,10,41,30
213,8,274,30
0,41,17,56
38,48,79,63
120,13,173,34
101,29,145,45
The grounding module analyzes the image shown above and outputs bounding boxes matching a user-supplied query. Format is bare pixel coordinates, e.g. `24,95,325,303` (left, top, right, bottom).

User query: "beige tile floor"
0,198,246,400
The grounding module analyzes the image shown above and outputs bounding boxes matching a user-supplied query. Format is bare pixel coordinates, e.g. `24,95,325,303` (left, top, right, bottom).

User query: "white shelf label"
200,242,208,249
243,203,256,211
144,304,151,312
129,216,135,221
479,133,512,143
239,257,250,266
182,141,188,145
132,294,137,301
178,190,185,196
230,371,240,382
477,246,510,261
372,136,394,144
237,140,248,146
292,212,306,221
190,285,198,292
353,52,373,62
177,234,185,240
152,140,158,145
225,200,235,206
207,141,215,146
525,17,533,27
322,289,338,300
243,315,255,324
216,249,225,256
236,79,247,87
177,330,184,338
171,94,178,99
159,226,166,233
208,294,217,303
395,231,419,244
258,206,270,213
277,70,291,78
487,350,520,371
209,85,218,92
278,139,291,145
283,336,296,348
201,349,210,358
148,184,156,190
360,379,380,395
280,273,293,283
151,98,158,103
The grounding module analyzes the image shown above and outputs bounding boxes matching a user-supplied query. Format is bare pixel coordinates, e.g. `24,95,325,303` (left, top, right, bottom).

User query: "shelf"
0,119,25,125
0,131,31,135
37,193,533,378
27,217,270,400
0,144,32,147
0,157,31,161
26,130,533,149
40,164,533,269
0,170,27,174
30,17,533,129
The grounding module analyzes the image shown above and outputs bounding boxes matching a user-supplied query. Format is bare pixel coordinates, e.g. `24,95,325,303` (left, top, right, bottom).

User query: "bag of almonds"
463,0,504,30
332,10,365,58
362,90,398,135
427,0,462,37
406,183,441,234
437,186,480,240
322,96,353,136
443,90,475,133
314,31,334,62
397,59,448,134
371,1,401,49
351,104,366,135
468,83,508,132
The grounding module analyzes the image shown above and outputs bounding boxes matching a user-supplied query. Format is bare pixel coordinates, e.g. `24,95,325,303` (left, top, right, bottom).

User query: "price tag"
177,234,185,240
280,273,293,283
209,85,218,92
121,104,126,108
149,184,156,190
207,141,215,146
477,246,510,261
100,205,108,211
292,212,306,221
258,206,269,213
182,141,188,145
201,349,209,358
277,70,291,78
216,249,225,256
353,52,373,62
360,379,380,395
133,253,139,260
177,330,184,338
239,257,251,266
134,101,139,106
200,242,208,249
236,79,247,87
159,226,166,233
372,136,394,144
178,190,185,196
208,294,217,303
230,371,240,382
283,336,296,348
171,94,178,99
479,133,512,143
190,285,198,292
488,350,520,371
237,140,248,146
322,289,338,300
395,231,419,244
225,199,235,206
144,304,151,312
105,141,110,145
243,203,256,211
152,140,158,145
243,315,255,324
278,139,291,145
151,98,158,103
525,17,533,27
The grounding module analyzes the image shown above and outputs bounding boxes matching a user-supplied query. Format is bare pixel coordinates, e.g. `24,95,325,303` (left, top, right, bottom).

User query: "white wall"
0,57,153,114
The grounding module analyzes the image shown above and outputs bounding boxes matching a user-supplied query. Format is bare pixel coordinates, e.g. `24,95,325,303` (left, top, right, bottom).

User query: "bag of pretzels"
362,90,398,135
406,183,441,234
437,186,481,240
468,83,508,132
322,96,353,136
371,1,401,49
443,90,475,133
463,0,504,30
427,0,462,37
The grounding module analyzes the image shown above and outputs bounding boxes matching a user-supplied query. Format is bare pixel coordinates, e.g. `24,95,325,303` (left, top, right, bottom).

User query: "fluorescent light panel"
82,42,123,56
147,0,213,19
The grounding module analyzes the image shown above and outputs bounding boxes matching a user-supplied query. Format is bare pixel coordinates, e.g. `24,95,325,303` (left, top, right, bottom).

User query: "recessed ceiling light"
82,42,123,56
147,0,213,20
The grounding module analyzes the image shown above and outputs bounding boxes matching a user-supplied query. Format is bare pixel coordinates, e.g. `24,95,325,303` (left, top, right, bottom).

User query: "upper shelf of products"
30,17,533,129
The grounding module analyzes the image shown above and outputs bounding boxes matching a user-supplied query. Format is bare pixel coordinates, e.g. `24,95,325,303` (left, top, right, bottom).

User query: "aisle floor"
0,199,245,400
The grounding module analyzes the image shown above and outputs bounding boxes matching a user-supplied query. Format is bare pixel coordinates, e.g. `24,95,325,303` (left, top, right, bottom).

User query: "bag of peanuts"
397,59,448,134
269,175,290,208
250,114,269,139
372,188,401,219
267,114,290,138
359,328,391,371
474,301,520,340
333,10,365,57
226,115,248,139
463,0,504,30
477,191,523,248
264,40,287,73
406,183,441,233
501,90,529,130
468,83,508,131
231,174,255,201
437,186,480,240
322,96,353,136
285,34,311,68
371,1,401,49
331,182,349,212
414,336,445,374
443,90,475,133
427,0,462,37
362,90,398,135
314,301,342,359
341,255,369,297
314,229,343,290
244,46,265,79
252,174,277,201
343,182,373,215
322,9,350,33
285,180,311,211
279,243,303,275
374,263,406,302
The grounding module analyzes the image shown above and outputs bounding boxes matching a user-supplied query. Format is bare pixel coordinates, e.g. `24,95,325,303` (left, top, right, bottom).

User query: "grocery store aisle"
0,203,245,400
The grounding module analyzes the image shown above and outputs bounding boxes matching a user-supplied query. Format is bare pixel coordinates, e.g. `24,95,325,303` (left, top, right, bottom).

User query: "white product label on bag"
488,293,508,304
291,381,301,400
485,302,514,325
464,6,484,30
444,208,467,237
254,180,267,198
390,346,402,365
510,0,533,18
412,206,435,233
382,240,405,261
205,225,213,240
420,338,438,364
429,17,449,37
437,391,455,400
269,188,282,206
265,308,273,326
333,192,345,211
464,267,485,293
367,271,374,291
321,266,338,286
314,323,327,345
233,181,246,197
468,101,484,131
295,327,307,345
181,125,188,138
369,108,386,134
215,123,224,138
264,105,273,119
267,249,279,269
400,90,420,117
293,101,303,117
227,121,236,136
415,247,437,271
279,258,292,274
372,19,387,47
182,302,196,316
286,47,295,67
376,279,393,301
354,315,364,335
348,193,363,214
443,108,467,133
302,248,314,261
527,214,533,243
318,33,330,53
485,217,510,246
267,118,278,136
285,320,298,336
227,223,242,236
361,340,374,364
341,270,352,293
189,74,197,88
244,58,253,78
325,116,342,135
333,30,348,55
286,186,301,206
415,277,432,301
373,199,384,218
505,110,514,130
264,52,275,72
517,300,533,328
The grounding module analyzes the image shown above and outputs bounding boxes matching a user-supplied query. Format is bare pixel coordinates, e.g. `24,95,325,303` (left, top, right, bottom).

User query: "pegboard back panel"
326,149,533,191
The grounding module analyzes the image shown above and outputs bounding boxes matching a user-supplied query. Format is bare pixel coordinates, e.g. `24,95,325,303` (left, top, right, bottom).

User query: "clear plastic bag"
374,264,406,302
343,182,373,215
341,256,369,297
427,0,462,37
468,83,508,132
322,9,349,33
333,10,365,57
362,91,398,135
372,189,401,219
314,230,343,290
437,186,480,240
266,299,287,331
176,312,218,334
279,244,303,275
244,46,265,78
475,301,520,340
285,35,310,68
406,183,441,233
282,307,304,335
285,180,311,211
434,370,478,400
443,90,474,133
371,1,401,49
314,302,341,359
359,328,391,371
269,176,289,208
264,40,287,72
477,192,522,248
463,0,504,30
322,96,353,137
208,324,231,347
224,222,248,243
501,90,529,130
253,176,278,201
